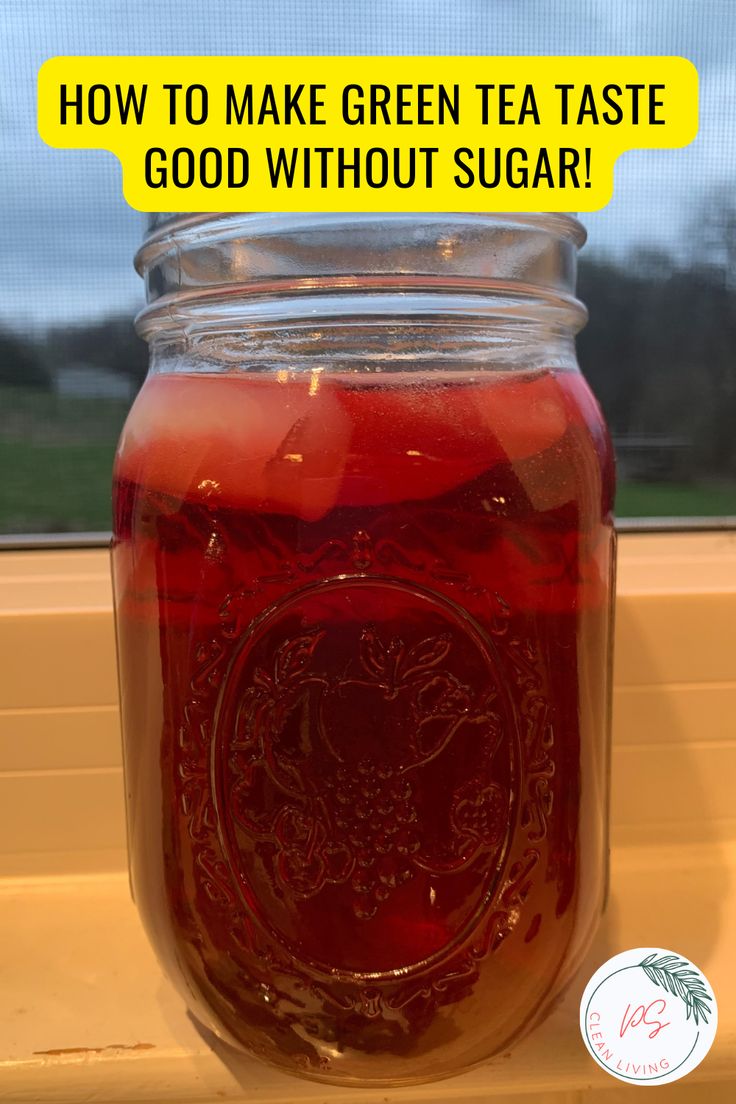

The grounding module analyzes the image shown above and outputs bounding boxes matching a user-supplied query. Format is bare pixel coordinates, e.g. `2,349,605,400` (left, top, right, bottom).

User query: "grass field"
0,388,129,534
615,481,736,519
0,441,119,533
1,387,734,534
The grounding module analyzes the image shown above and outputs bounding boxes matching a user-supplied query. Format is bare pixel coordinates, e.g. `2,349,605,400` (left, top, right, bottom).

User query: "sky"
1,0,734,329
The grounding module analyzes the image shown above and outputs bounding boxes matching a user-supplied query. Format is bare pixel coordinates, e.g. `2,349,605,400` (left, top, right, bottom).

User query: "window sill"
1,532,735,1100
1,841,734,1102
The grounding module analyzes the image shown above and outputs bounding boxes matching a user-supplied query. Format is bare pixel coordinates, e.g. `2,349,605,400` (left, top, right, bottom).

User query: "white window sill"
1,532,735,1100
0,840,732,1103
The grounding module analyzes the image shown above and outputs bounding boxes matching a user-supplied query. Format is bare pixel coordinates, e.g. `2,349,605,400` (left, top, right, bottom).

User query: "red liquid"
112,368,614,1083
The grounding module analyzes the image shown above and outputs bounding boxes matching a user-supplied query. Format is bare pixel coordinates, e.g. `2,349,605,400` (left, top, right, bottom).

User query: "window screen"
1,0,735,534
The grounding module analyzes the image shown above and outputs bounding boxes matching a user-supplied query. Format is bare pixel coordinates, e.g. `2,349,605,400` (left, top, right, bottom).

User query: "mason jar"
112,212,615,1086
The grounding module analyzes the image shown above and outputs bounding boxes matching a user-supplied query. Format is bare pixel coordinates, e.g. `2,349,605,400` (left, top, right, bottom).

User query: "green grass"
0,441,118,532
1,387,130,446
0,387,129,533
1,386,735,533
615,481,736,519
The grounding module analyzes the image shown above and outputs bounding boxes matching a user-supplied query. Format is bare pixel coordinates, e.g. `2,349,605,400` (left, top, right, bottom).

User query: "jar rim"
136,210,585,271
135,212,586,340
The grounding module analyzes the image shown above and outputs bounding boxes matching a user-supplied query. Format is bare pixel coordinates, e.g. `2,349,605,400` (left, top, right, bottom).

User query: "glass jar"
112,212,615,1086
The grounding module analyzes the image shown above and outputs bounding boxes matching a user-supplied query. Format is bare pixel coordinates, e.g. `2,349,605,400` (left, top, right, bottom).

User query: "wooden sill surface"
1,533,735,1100
1,841,735,1103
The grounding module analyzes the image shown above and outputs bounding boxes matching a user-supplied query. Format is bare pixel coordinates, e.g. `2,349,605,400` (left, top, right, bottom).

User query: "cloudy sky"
1,0,734,329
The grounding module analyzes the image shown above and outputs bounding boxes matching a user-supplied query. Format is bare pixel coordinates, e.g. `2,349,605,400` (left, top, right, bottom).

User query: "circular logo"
212,576,518,977
580,947,717,1085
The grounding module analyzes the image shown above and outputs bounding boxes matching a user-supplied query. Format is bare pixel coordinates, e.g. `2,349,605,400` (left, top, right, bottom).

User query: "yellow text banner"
37,56,699,211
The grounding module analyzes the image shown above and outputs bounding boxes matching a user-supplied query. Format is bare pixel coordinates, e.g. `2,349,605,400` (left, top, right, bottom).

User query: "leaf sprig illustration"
639,954,713,1026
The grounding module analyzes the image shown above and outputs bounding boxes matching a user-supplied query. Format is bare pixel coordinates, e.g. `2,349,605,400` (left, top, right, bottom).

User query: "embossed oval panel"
212,577,518,976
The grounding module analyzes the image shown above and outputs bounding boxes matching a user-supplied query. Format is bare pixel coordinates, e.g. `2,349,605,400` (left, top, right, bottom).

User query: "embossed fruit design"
335,759,419,921
214,581,513,972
